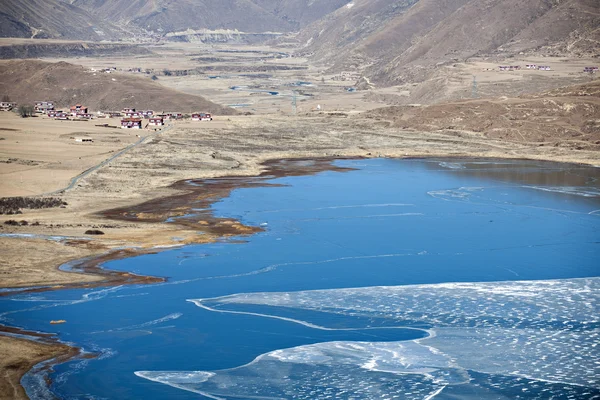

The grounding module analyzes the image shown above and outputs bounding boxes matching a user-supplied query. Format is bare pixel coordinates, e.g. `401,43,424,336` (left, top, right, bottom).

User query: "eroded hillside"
73,0,350,34
368,80,600,150
0,60,235,114
0,0,125,40
298,0,600,85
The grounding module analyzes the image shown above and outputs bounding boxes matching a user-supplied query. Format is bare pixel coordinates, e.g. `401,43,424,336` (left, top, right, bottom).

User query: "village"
0,100,213,132
496,64,598,72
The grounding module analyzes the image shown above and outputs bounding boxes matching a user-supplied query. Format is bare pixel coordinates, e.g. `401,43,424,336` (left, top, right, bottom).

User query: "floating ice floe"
136,278,600,399
438,162,466,170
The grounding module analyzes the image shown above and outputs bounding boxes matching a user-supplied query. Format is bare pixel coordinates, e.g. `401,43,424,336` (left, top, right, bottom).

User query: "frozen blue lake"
2,158,599,399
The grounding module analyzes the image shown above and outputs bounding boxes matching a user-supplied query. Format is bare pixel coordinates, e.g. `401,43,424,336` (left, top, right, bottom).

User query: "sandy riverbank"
1,111,599,399
0,334,80,400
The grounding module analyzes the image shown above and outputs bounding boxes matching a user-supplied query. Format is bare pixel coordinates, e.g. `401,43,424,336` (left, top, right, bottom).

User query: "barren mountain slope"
0,0,124,40
0,40,151,59
0,60,235,114
501,0,600,57
299,0,600,85
249,0,351,29
368,79,600,149
73,0,349,34
296,0,419,60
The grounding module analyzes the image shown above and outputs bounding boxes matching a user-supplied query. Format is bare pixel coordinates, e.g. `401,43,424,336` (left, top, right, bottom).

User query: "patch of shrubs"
0,197,67,215
85,229,105,235
4,220,31,226
18,105,35,118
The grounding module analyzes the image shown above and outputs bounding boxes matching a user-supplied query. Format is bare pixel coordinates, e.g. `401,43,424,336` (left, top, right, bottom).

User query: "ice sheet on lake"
137,340,462,399
429,183,600,208
428,186,485,201
137,278,599,399
0,286,126,325
525,185,600,198
438,162,466,170
90,312,182,334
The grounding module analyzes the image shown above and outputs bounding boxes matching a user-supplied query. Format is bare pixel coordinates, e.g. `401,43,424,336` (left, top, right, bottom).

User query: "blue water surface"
1,158,599,399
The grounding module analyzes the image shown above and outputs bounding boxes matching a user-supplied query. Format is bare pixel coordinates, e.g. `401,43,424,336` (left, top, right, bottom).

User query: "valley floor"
0,41,599,399
1,112,599,399
2,112,598,291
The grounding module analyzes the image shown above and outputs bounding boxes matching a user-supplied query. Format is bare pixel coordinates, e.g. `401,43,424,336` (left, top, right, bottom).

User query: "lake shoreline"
4,152,596,292
0,326,83,400
1,153,599,400
0,156,361,399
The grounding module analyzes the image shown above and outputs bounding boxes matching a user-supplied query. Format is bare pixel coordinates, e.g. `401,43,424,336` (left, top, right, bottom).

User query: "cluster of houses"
1,100,213,129
192,113,212,121
333,71,361,81
122,108,154,119
118,111,205,129
498,64,599,73
525,64,551,70
70,104,94,119
498,65,521,71
498,65,552,71
90,67,118,74
45,103,92,120
35,101,54,113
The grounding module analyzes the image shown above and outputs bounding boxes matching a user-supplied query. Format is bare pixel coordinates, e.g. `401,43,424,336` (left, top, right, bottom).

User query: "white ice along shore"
136,278,599,399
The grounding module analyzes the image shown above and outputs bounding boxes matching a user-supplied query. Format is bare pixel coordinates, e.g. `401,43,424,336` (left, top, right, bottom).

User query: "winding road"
44,123,174,196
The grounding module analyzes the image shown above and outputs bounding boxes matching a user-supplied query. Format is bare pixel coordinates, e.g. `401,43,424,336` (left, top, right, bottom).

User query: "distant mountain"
0,0,125,40
298,0,600,85
1,0,350,41
2,0,596,90
0,60,235,114
73,0,350,34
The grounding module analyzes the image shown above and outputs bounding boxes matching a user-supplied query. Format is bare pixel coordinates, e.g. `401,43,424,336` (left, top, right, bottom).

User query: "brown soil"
0,247,165,298
0,329,80,400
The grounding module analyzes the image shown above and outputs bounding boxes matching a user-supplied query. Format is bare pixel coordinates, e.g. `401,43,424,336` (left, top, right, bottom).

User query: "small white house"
125,111,143,118
191,113,212,121
0,101,16,111
148,117,164,126
121,118,143,129
35,101,55,113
